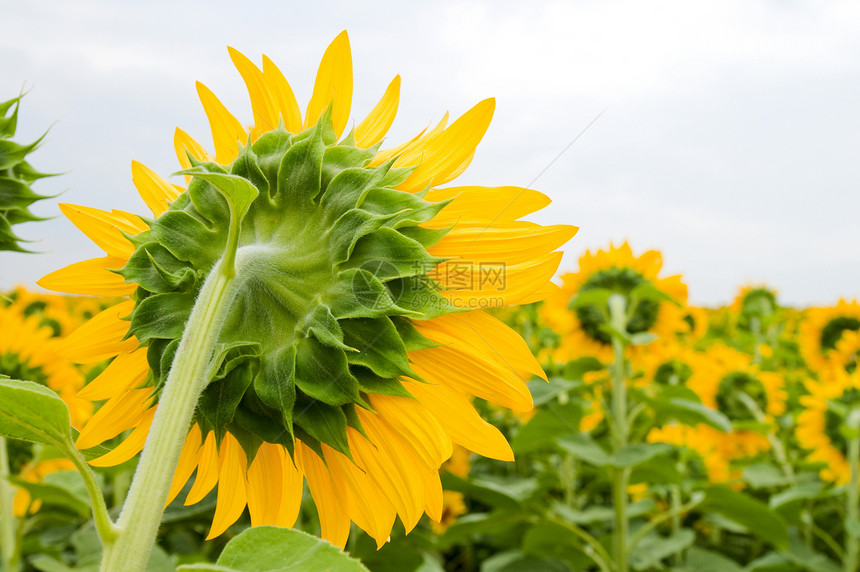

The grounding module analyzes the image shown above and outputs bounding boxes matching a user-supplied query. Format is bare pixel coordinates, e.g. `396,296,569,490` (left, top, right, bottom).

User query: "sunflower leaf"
0,377,72,447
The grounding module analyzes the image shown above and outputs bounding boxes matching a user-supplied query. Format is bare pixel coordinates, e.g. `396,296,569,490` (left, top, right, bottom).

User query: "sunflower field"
2,31,860,572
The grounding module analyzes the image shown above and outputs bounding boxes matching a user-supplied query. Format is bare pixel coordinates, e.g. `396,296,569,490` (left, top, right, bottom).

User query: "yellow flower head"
540,242,688,363
800,300,860,372
38,32,575,546
797,366,860,485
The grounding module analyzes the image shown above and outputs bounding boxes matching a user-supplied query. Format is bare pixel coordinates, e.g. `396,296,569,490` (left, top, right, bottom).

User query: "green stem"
0,436,18,572
626,493,704,558
59,441,117,545
608,294,629,572
547,515,613,572
845,428,860,572
99,258,238,572
670,484,683,565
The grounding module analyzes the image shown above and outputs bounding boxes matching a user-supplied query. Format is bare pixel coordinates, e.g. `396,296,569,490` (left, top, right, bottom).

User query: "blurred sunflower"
0,298,91,516
833,330,860,373
687,345,786,476
38,32,575,546
730,285,779,333
3,285,107,337
540,242,687,363
797,366,860,485
800,300,860,372
680,305,709,344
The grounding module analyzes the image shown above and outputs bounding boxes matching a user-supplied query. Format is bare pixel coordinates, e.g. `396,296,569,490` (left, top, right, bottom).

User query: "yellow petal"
38,256,135,297
396,99,495,193
246,442,284,527
206,433,248,539
174,127,214,184
131,161,182,217
420,467,443,523
58,203,143,257
304,30,352,137
262,55,302,133
78,348,149,401
407,381,514,461
324,438,397,547
423,186,552,228
354,75,400,148
295,441,350,548
431,251,564,308
75,388,153,449
351,412,425,534
274,449,303,528
56,301,137,364
185,431,219,505
411,345,532,412
429,222,577,266
165,424,203,506
417,311,546,381
369,394,452,468
371,113,446,167
88,407,155,467
228,47,279,140
196,81,247,164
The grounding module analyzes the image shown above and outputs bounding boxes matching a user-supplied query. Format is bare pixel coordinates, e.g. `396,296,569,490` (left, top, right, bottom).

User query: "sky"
1,0,859,306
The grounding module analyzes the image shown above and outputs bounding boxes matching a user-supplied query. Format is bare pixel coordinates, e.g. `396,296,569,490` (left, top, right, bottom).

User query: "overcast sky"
2,0,859,306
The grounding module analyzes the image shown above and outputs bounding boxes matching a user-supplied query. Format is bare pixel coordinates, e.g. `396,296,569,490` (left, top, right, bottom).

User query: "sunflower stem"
58,440,118,545
0,436,19,572
608,294,629,572
99,258,238,572
844,409,860,572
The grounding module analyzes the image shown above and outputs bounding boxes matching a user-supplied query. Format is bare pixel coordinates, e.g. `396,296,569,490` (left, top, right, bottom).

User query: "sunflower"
540,242,688,364
38,32,575,547
797,366,860,485
685,345,786,479
3,285,107,337
680,305,709,344
800,300,860,372
0,299,91,516
730,285,779,324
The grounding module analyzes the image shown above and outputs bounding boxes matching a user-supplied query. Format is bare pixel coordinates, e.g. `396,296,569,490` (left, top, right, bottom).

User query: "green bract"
0,95,53,253
120,113,457,460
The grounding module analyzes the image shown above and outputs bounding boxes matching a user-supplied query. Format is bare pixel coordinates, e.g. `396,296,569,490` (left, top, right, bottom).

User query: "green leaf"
742,462,792,489
208,526,369,571
698,485,789,549
0,377,72,447
630,530,694,570
441,473,538,511
769,481,830,509
527,377,582,406
9,474,90,517
677,547,744,572
645,386,732,432
512,401,582,454
569,288,611,311
556,434,672,468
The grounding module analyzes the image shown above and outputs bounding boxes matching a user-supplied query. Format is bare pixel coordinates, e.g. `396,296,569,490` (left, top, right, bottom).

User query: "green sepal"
223,422,264,466
128,292,194,344
329,208,399,264
250,126,293,196
341,317,415,379
320,162,385,216
353,368,413,398
150,210,223,267
343,227,446,281
392,317,440,351
277,118,325,206
293,400,350,458
253,345,297,436
0,132,45,171
387,276,460,319
398,225,450,248
301,305,352,351
206,341,263,382
0,96,20,138
342,403,368,439
0,177,49,210
234,391,293,451
378,164,416,188
198,362,258,445
121,242,198,294
360,186,450,229
231,144,270,200
327,269,417,320
294,337,360,406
